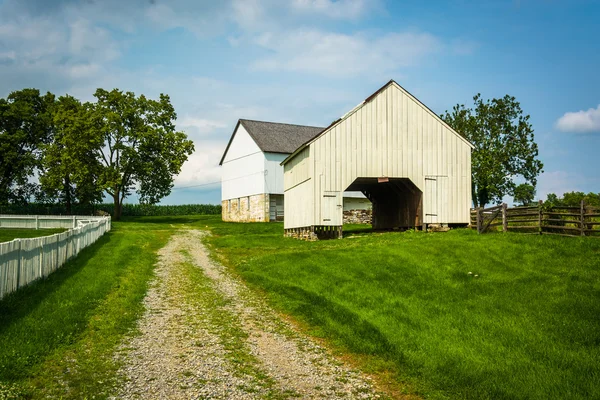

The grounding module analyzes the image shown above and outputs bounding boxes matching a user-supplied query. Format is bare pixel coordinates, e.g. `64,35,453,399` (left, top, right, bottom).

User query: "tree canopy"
545,191,600,207
0,88,195,219
442,94,543,208
39,95,103,214
513,183,536,206
0,89,55,204
91,89,194,219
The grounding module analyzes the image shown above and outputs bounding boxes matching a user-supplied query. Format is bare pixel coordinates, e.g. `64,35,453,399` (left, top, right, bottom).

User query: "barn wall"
264,152,287,195
306,83,471,226
221,124,266,200
221,151,266,200
222,124,261,162
222,193,269,222
283,179,313,229
284,147,311,190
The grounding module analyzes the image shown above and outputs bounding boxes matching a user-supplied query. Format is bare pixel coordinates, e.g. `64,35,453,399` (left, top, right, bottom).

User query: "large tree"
39,95,103,214
513,183,536,206
442,94,543,208
0,89,55,204
91,88,194,220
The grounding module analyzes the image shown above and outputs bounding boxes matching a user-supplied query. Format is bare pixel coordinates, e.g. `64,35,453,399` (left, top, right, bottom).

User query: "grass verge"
199,216,600,400
0,219,174,399
0,228,66,243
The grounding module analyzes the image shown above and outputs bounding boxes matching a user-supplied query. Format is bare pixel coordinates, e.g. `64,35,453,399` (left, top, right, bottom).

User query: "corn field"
0,203,222,216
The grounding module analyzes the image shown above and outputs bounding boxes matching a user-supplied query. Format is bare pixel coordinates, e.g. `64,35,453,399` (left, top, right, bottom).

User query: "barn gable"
220,119,323,165
282,80,473,238
283,80,472,165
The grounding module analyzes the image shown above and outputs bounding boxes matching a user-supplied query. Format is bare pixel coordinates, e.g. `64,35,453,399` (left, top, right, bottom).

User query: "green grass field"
0,219,176,398
1,215,598,399
0,228,66,243
203,218,600,400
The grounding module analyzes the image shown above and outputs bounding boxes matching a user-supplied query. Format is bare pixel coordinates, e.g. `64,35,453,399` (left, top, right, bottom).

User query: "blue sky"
1,0,598,205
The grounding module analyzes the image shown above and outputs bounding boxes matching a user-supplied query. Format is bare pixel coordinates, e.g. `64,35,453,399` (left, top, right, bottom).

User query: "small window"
237,198,241,210
247,196,250,211
228,199,231,212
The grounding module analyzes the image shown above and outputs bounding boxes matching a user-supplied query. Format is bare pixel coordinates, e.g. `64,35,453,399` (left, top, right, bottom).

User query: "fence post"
35,215,39,230
72,216,76,229
15,239,21,290
477,207,483,234
580,200,585,237
538,200,543,235
502,203,508,233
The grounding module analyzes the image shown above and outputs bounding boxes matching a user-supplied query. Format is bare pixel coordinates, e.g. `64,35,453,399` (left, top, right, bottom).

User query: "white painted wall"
284,82,472,228
264,152,287,195
221,125,266,200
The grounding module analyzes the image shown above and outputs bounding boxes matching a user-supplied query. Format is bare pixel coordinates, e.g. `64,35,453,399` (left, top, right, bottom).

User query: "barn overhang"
346,177,423,230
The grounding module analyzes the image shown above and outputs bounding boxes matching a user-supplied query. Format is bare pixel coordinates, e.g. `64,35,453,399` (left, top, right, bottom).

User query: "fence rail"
470,200,599,237
0,215,111,299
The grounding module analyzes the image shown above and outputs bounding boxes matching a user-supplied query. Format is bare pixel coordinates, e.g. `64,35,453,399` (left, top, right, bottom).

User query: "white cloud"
555,105,600,133
0,13,120,96
251,29,441,78
178,117,228,137
291,0,375,20
173,140,224,187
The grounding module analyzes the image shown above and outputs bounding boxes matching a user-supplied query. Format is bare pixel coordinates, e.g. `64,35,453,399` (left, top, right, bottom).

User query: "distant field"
0,228,66,243
204,218,600,400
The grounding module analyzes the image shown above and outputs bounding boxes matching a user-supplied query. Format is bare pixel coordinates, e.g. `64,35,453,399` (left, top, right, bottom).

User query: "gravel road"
113,229,382,399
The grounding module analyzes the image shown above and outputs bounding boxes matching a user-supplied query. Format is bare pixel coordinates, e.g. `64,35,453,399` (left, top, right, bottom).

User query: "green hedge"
0,203,222,216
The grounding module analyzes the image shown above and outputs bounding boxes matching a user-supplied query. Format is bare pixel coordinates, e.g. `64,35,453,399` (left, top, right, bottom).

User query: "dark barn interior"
346,177,422,230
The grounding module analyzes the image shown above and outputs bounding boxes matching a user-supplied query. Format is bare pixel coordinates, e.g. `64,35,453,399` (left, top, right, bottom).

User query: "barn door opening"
346,177,422,230
321,191,342,225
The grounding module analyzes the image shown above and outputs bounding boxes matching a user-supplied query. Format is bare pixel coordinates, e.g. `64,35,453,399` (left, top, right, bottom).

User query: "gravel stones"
114,230,381,399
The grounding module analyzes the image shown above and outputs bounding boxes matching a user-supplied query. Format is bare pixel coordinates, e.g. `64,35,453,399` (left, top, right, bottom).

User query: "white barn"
282,80,473,239
220,119,371,222
219,119,323,222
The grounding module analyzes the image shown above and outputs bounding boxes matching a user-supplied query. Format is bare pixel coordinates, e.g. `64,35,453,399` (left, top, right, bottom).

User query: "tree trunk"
64,174,72,215
113,191,122,220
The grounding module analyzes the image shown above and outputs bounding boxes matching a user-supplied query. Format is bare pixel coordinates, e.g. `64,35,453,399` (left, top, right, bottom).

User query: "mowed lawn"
203,218,600,400
0,218,182,399
1,216,599,399
0,228,66,243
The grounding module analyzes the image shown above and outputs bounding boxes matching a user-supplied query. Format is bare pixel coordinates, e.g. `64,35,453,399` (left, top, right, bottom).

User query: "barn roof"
281,80,474,165
219,119,324,165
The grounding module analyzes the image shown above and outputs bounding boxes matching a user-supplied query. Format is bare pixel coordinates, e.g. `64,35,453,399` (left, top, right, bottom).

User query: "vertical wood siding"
284,82,472,228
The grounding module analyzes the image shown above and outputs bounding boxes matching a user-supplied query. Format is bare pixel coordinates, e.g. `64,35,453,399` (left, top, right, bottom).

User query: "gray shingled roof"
239,119,324,154
220,119,324,165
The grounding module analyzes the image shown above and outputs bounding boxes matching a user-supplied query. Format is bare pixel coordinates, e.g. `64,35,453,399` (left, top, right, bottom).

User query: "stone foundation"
284,225,342,241
284,227,318,241
222,193,269,222
343,209,372,224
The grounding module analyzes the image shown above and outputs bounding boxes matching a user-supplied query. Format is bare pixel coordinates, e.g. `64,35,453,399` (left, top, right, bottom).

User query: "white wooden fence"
0,215,111,299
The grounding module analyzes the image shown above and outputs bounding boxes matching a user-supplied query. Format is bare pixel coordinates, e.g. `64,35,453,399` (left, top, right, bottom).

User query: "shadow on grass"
0,233,112,336
343,227,374,237
244,273,397,358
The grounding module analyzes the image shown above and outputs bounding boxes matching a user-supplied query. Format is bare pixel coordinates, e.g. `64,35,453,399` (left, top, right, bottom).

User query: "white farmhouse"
220,119,370,222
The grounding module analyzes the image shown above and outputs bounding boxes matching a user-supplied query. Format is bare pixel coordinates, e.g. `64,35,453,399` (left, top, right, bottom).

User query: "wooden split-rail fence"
470,200,600,237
